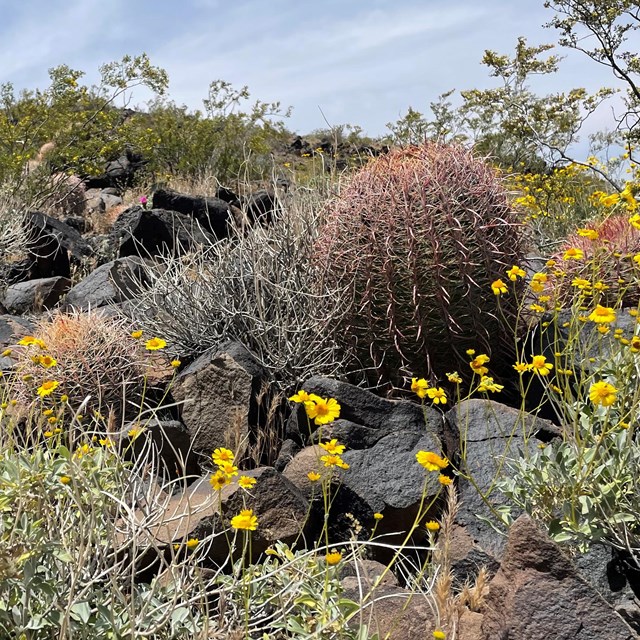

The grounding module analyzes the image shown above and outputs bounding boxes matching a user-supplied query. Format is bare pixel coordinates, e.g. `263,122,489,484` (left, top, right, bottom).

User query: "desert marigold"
513,361,528,373
185,538,199,550
373,512,384,520
469,354,490,376
438,474,452,486
589,381,617,407
210,470,231,491
37,380,59,397
629,213,640,230
427,387,447,405
416,451,449,471
289,389,311,403
320,454,349,469
39,355,57,368
325,550,342,565
425,520,440,531
212,447,234,466
563,247,584,260
130,330,143,339
530,272,548,293
145,337,167,351
230,508,258,531
319,438,345,455
304,395,340,425
491,279,508,295
219,461,238,477
170,359,181,368
446,371,462,384
238,475,257,489
433,631,446,640
411,377,429,399
529,355,553,376
506,265,526,281
571,277,591,290
307,471,321,482
59,475,71,485
577,228,599,240
477,376,504,393
588,304,616,324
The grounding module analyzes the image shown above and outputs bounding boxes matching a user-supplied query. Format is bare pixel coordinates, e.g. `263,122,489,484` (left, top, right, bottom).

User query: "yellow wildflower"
230,509,258,531
589,381,617,407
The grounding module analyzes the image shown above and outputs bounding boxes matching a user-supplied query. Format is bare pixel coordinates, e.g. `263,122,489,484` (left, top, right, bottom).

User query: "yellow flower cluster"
411,378,447,405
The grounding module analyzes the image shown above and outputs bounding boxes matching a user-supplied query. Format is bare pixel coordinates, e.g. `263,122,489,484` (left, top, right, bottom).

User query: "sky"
0,0,628,146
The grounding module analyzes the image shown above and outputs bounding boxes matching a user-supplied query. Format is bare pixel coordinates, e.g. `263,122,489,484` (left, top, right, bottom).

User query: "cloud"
0,0,626,144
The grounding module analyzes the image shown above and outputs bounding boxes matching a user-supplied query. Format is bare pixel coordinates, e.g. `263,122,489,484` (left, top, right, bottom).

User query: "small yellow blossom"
304,395,341,425
589,381,617,406
425,521,440,532
433,631,446,640
130,330,143,339
37,380,59,397
170,359,181,368
477,376,504,393
145,337,167,351
411,377,429,399
325,550,342,565
426,387,447,405
563,247,584,260
446,371,462,384
506,265,526,281
210,470,231,491
588,305,616,324
212,447,235,466
438,474,453,486
39,355,57,368
513,362,528,373
469,354,490,376
307,471,321,482
238,475,256,489
374,512,384,520
289,390,311,403
319,439,346,455
416,451,449,471
219,462,238,477
529,355,553,376
59,476,71,485
577,228,599,240
230,509,258,531
491,279,508,295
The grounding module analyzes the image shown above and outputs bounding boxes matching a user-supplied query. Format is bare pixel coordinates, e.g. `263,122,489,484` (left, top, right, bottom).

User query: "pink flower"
139,196,148,205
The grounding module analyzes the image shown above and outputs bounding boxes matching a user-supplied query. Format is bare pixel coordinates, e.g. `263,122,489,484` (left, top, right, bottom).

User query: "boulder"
0,315,35,369
288,376,442,440
111,207,217,257
171,341,270,458
2,276,70,314
144,466,309,563
124,418,201,481
220,466,310,558
152,188,234,239
23,211,92,279
243,189,278,224
85,150,145,190
63,256,147,309
445,399,560,556
340,429,442,514
482,515,637,639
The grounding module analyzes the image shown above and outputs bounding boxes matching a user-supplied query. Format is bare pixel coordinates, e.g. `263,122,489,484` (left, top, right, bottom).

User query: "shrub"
315,142,526,390
129,185,349,388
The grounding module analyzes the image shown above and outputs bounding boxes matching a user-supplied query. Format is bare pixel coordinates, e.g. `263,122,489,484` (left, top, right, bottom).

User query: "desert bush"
509,161,606,249
129,185,350,388
315,142,526,390
9,310,157,423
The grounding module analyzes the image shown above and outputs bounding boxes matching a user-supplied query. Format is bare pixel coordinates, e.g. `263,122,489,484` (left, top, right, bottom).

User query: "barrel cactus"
548,214,640,309
315,143,526,390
